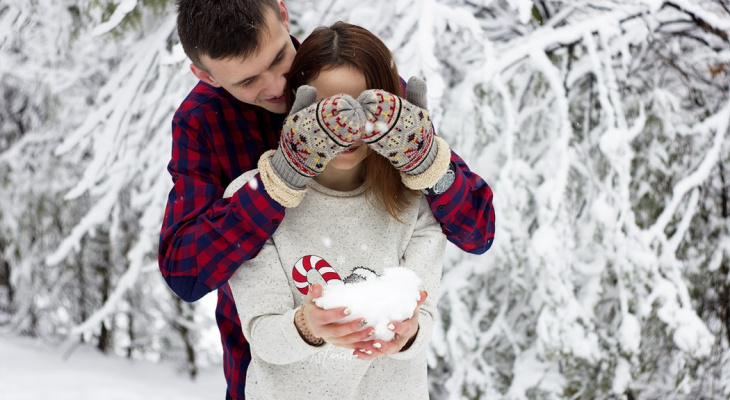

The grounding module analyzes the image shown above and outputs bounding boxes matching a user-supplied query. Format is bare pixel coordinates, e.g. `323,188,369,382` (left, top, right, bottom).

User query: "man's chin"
258,101,288,114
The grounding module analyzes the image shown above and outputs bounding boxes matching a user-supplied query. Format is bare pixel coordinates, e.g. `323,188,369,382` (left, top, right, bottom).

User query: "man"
159,1,495,398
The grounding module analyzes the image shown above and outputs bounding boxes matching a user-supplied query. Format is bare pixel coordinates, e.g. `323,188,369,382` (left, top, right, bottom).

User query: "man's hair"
176,0,281,71
287,22,416,220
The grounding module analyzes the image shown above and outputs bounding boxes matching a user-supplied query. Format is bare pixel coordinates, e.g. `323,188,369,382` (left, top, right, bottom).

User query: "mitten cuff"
270,147,312,190
401,137,451,190
259,150,308,208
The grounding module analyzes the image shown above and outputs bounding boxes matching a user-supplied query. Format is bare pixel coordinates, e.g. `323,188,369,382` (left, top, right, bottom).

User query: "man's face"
192,4,296,114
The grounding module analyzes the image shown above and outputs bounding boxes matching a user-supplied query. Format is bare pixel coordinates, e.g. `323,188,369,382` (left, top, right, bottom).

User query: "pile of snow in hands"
314,267,421,341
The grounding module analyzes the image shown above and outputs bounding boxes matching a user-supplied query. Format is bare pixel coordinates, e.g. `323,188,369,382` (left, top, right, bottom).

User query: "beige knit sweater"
225,170,446,400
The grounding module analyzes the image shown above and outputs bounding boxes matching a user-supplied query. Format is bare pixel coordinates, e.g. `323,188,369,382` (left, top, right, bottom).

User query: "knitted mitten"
260,86,366,207
357,77,451,190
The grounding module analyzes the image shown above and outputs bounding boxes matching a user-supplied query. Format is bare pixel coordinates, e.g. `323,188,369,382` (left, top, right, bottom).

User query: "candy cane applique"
292,255,343,295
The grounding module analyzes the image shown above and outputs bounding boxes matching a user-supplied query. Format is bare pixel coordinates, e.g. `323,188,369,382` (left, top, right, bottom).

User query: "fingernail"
368,329,375,336
387,323,395,330
344,308,352,316
359,319,368,326
373,342,382,349
366,350,372,355
358,349,366,353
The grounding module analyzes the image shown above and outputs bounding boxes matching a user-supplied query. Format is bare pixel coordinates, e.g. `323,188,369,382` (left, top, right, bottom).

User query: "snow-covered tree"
401,1,728,399
0,0,216,376
1,0,728,397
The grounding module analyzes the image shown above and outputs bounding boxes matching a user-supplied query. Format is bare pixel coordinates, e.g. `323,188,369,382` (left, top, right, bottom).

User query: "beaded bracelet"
295,305,325,346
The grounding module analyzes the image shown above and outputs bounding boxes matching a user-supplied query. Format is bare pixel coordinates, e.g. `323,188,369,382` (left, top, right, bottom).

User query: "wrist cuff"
259,150,308,208
270,147,312,190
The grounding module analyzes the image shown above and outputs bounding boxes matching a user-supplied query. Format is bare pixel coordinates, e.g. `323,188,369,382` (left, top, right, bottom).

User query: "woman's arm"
228,239,322,365
392,196,446,360
228,235,373,364
353,197,447,361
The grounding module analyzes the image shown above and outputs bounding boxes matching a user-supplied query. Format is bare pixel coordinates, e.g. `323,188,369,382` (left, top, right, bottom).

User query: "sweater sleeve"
228,238,322,365
389,197,447,361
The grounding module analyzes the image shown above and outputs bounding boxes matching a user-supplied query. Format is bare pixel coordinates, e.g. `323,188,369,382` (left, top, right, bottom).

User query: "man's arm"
424,150,495,254
363,79,496,255
158,111,284,302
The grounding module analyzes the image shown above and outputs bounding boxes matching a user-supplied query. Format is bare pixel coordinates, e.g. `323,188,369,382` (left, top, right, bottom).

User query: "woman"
226,22,446,399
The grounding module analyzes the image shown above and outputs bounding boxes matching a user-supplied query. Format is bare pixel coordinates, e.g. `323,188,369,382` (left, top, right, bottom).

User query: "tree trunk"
0,235,12,313
174,297,198,380
89,227,112,353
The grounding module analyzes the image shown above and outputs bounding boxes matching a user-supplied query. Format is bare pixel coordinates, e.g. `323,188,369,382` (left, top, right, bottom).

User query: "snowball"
313,267,421,341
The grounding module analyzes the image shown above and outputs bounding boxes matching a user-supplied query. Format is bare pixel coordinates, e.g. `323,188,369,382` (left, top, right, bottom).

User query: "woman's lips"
341,145,361,154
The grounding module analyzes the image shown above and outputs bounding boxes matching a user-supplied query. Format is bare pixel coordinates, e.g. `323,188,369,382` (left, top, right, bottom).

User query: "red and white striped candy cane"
292,255,342,295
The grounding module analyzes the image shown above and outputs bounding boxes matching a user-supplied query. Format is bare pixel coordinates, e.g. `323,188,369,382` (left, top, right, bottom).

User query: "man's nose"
261,71,287,96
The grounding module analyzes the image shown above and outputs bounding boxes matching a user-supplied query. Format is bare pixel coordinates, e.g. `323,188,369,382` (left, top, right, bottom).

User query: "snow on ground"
0,333,225,400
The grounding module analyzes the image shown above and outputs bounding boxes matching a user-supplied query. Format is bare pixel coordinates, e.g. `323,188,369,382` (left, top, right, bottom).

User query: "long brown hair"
287,22,417,220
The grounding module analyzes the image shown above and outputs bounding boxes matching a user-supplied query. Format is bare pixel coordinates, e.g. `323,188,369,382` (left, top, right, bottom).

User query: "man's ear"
277,0,290,32
190,63,221,87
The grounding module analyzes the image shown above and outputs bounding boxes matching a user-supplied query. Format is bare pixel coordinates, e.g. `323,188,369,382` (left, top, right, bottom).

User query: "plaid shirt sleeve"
398,77,495,254
424,149,496,254
158,108,285,302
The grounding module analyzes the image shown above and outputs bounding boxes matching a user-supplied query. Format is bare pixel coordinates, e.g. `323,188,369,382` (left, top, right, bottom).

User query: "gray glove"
357,76,438,176
270,86,366,189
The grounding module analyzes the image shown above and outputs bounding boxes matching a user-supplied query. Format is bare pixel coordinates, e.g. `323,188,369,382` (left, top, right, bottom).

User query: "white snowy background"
1,0,729,399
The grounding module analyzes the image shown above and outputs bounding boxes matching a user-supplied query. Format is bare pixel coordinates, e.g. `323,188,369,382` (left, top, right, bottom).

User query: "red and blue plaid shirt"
159,80,495,399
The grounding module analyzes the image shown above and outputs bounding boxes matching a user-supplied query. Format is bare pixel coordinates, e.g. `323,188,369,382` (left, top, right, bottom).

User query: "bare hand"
351,290,428,360
300,283,375,348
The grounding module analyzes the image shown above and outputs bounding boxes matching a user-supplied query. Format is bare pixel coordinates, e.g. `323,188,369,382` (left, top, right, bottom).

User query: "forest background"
1,0,729,399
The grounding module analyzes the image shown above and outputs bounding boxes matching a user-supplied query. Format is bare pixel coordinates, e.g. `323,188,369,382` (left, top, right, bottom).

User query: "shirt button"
272,219,280,225
438,205,446,211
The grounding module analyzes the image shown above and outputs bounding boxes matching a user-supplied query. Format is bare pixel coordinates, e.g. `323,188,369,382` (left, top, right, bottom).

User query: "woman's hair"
287,22,417,220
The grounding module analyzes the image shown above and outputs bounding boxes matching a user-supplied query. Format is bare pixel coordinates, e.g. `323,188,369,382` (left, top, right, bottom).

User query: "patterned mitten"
259,86,366,207
357,77,451,190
